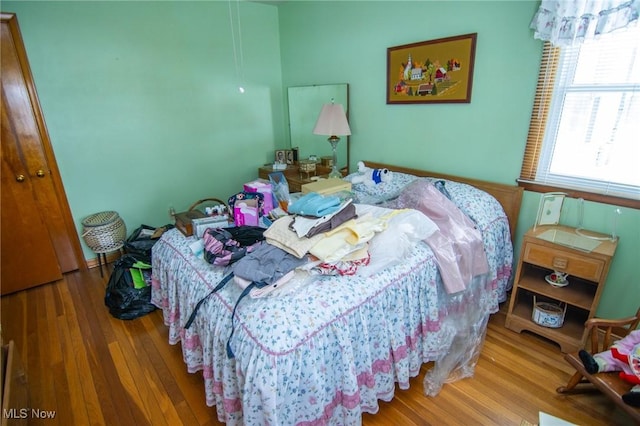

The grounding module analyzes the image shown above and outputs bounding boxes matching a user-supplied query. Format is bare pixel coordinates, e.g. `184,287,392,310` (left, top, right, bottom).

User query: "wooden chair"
557,307,640,423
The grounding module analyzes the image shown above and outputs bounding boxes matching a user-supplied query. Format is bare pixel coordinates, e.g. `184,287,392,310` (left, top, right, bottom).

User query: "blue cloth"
287,192,341,217
372,169,384,184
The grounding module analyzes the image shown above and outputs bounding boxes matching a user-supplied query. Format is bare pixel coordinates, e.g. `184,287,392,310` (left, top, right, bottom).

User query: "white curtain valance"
531,0,640,46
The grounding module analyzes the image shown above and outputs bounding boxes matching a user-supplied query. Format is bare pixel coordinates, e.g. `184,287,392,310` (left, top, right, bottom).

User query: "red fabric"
612,347,626,363
612,347,640,385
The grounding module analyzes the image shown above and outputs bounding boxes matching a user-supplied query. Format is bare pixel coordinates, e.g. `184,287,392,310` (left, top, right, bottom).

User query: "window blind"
520,43,560,181
519,23,640,204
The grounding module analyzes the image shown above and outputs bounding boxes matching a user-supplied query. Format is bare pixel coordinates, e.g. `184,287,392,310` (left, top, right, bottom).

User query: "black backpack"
202,226,265,266
124,224,173,264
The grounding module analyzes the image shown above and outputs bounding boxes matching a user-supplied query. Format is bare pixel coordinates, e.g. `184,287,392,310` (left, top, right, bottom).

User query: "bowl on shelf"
545,271,569,288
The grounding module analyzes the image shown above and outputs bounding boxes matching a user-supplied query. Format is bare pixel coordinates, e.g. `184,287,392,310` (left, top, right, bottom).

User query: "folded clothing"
290,199,357,238
264,215,325,258
314,245,371,276
309,213,389,263
233,243,307,285
287,192,341,217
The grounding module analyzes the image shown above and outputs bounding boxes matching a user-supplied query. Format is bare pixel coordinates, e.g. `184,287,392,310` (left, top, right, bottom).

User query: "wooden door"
1,13,85,295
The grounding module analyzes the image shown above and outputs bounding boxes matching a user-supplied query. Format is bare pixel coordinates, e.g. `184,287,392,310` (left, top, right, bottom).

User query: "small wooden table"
505,225,618,352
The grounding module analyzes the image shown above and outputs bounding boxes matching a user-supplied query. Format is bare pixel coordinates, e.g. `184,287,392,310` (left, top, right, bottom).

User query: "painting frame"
386,33,477,104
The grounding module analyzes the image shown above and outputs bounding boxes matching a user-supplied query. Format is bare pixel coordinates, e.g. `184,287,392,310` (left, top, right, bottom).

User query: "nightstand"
505,225,618,353
258,165,346,193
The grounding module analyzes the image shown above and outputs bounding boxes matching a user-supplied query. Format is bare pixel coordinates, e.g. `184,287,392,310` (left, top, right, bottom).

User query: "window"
519,22,640,208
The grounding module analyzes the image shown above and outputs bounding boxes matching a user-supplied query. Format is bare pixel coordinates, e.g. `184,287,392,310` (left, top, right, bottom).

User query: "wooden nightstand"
258,165,346,193
505,225,618,353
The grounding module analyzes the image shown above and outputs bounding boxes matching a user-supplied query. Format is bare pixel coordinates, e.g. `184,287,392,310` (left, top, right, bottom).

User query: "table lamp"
313,101,351,179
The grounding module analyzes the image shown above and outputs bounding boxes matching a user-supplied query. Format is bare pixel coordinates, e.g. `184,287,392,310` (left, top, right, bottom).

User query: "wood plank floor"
1,267,636,425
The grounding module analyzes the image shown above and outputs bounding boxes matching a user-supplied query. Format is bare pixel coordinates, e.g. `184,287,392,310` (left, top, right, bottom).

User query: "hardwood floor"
1,267,636,425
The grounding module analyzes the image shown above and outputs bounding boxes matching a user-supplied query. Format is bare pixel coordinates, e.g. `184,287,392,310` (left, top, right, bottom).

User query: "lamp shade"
313,103,351,137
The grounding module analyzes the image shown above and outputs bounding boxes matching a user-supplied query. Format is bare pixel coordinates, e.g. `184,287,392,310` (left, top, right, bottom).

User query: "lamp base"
327,136,342,179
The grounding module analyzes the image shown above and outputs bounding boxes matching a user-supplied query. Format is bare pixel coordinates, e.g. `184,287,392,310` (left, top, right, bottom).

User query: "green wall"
277,1,639,319
4,1,638,319
279,1,536,184
4,0,286,247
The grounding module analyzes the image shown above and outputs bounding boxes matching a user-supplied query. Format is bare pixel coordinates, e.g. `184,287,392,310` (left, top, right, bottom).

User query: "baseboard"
85,251,122,270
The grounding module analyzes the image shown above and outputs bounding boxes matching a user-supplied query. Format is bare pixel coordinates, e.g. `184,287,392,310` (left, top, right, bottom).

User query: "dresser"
505,225,618,353
258,165,346,193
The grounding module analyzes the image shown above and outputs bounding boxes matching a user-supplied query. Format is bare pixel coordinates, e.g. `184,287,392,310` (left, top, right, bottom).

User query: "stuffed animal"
351,161,393,186
579,329,640,407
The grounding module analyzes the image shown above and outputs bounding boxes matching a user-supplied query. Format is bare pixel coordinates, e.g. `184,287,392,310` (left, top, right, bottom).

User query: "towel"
287,192,341,217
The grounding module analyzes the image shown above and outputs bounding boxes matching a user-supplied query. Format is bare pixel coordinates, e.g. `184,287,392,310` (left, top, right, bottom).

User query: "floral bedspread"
151,181,513,425
384,177,514,306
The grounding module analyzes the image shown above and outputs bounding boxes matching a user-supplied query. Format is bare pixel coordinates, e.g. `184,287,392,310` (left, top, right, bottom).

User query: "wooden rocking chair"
556,307,640,423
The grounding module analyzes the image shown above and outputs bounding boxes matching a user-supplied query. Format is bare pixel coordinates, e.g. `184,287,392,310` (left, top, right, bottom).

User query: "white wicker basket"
81,211,126,253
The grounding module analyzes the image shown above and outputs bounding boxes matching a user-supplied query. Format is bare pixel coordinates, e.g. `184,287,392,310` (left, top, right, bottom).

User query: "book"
301,178,352,195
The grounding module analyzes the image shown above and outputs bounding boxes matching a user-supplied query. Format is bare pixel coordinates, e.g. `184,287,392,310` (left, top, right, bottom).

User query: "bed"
151,161,523,425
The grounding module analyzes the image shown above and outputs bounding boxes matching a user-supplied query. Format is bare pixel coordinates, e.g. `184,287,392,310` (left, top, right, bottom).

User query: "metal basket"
81,211,126,253
532,296,566,328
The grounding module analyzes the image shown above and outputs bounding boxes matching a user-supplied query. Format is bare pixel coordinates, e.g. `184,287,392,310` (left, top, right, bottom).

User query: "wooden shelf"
517,264,596,310
505,225,617,353
506,294,587,351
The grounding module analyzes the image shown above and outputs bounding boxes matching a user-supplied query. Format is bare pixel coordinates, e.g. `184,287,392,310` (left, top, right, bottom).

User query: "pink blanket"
392,179,489,293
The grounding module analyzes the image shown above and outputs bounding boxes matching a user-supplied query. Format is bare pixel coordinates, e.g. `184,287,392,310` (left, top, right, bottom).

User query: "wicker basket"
81,211,126,253
187,198,229,215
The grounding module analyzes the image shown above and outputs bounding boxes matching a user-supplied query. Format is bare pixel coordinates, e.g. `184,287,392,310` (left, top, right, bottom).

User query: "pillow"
344,171,419,204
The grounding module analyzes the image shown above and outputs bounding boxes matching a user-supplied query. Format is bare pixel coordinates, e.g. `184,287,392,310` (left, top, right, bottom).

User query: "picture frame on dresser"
285,150,295,165
534,192,567,229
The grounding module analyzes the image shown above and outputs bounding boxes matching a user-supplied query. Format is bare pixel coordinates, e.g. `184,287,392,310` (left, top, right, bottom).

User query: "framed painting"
387,33,477,104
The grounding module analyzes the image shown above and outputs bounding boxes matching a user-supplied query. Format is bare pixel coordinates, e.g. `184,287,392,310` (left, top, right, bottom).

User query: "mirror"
288,84,349,173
